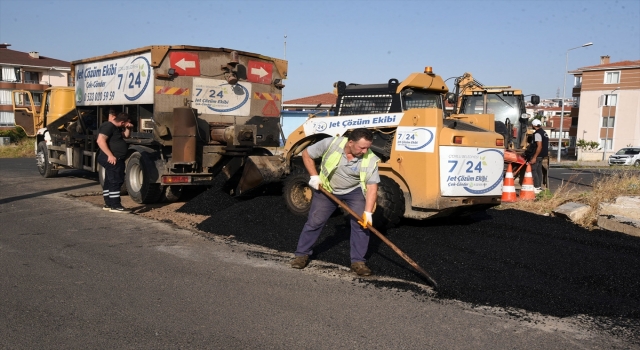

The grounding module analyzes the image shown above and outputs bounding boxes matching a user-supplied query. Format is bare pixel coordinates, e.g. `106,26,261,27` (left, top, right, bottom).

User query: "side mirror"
446,92,456,104
530,94,540,106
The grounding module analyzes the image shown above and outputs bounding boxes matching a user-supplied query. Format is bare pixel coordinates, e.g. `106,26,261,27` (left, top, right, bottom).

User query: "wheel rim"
36,150,45,172
291,181,312,210
129,162,143,193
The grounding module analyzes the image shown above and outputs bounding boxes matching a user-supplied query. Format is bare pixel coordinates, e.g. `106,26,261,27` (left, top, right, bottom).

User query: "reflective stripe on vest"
319,137,377,195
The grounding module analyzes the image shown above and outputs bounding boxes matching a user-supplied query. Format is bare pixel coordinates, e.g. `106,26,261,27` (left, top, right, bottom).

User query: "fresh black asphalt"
180,184,640,337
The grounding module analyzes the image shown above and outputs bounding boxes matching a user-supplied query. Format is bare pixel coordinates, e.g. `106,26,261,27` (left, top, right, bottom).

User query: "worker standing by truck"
528,119,548,194
290,128,380,276
97,110,133,213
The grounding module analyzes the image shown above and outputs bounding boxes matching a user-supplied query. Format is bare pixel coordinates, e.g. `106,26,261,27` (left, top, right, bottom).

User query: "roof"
284,92,336,106
531,106,564,111
0,45,70,69
571,60,640,73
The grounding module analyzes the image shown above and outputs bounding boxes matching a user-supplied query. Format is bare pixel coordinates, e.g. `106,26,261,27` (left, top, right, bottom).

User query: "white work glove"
358,211,373,229
308,175,321,190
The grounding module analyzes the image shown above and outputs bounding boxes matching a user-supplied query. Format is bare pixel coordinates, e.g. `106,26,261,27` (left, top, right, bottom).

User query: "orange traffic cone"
519,164,536,200
501,164,517,203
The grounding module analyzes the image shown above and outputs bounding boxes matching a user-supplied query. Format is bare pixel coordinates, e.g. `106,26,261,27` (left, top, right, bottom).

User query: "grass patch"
0,138,35,158
501,171,640,229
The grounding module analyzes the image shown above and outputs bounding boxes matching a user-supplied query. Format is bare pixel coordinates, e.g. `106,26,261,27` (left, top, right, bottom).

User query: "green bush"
0,127,27,142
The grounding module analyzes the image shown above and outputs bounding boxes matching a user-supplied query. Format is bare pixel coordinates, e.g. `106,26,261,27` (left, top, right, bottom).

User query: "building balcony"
0,81,50,91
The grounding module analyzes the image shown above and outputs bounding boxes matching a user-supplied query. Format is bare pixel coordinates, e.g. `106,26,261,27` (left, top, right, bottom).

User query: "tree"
576,139,601,152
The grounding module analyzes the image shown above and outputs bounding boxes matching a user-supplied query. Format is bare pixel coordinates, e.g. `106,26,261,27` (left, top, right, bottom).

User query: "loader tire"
373,176,405,229
98,163,128,195
126,152,162,204
37,141,58,178
283,166,313,217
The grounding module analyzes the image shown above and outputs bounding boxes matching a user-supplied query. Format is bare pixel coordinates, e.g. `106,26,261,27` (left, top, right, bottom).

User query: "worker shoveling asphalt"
318,186,438,288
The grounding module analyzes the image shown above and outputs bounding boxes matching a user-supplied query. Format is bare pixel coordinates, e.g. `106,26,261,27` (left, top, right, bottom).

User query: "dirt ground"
77,194,210,232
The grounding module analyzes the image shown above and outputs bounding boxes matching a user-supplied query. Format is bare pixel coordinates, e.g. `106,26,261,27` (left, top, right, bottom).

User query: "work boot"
109,206,130,213
290,255,309,269
350,262,372,276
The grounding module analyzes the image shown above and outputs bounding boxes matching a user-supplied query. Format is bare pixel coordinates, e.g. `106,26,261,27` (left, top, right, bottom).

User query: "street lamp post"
557,42,593,163
603,87,620,160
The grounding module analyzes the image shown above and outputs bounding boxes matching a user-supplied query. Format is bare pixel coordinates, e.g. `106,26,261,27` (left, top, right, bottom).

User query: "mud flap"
236,156,285,196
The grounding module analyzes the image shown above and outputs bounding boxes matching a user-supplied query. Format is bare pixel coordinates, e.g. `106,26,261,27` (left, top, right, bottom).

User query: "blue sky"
1,0,639,100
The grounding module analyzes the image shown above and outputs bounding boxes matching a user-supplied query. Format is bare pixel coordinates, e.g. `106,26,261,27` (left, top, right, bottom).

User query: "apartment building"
570,56,640,161
0,43,70,127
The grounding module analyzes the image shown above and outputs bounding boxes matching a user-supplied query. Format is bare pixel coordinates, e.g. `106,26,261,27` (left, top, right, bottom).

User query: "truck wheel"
373,176,405,228
161,185,183,203
283,166,313,216
98,163,128,195
36,141,58,178
635,160,640,167
125,152,162,204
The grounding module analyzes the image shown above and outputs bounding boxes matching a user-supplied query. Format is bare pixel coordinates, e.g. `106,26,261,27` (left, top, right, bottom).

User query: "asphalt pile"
181,187,640,326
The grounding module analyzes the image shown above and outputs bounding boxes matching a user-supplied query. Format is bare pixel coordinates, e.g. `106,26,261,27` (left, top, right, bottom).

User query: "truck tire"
36,141,58,178
98,163,128,195
161,185,183,203
283,166,313,216
373,176,405,229
125,152,162,204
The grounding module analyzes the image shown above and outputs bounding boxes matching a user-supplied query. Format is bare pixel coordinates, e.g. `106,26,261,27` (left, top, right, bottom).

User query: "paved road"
0,158,634,349
548,167,640,192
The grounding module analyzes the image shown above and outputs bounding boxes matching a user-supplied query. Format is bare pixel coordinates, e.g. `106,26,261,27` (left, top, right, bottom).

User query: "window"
0,111,14,126
32,92,43,106
600,138,613,151
601,116,615,128
601,94,617,106
338,94,393,115
574,76,582,87
616,148,640,155
1,66,20,82
0,89,11,105
24,71,40,84
574,96,580,107
604,71,620,84
402,91,441,110
550,131,569,139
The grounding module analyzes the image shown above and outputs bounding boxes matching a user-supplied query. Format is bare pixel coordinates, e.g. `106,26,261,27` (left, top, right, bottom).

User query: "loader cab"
334,78,444,116
459,91,530,148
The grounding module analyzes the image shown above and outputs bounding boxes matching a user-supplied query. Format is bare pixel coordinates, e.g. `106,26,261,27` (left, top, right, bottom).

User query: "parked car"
608,147,640,166
549,146,568,157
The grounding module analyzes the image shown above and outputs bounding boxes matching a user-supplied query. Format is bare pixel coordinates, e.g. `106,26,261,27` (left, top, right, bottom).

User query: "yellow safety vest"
319,137,378,195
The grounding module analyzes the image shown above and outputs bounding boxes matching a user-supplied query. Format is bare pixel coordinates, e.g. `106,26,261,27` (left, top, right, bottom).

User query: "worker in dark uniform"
290,128,380,276
529,119,548,193
97,110,132,213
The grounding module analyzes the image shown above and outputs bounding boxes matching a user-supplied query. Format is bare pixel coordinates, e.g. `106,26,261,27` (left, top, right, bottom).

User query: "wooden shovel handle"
318,186,438,288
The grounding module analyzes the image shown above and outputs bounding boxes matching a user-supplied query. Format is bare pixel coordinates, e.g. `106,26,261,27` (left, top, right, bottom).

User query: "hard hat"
532,119,542,126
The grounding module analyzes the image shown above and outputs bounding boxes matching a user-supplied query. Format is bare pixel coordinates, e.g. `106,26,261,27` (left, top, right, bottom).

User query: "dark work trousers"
532,157,544,188
295,188,370,263
97,153,125,208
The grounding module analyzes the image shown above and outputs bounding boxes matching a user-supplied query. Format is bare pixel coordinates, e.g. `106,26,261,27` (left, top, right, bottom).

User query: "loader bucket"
236,156,285,196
